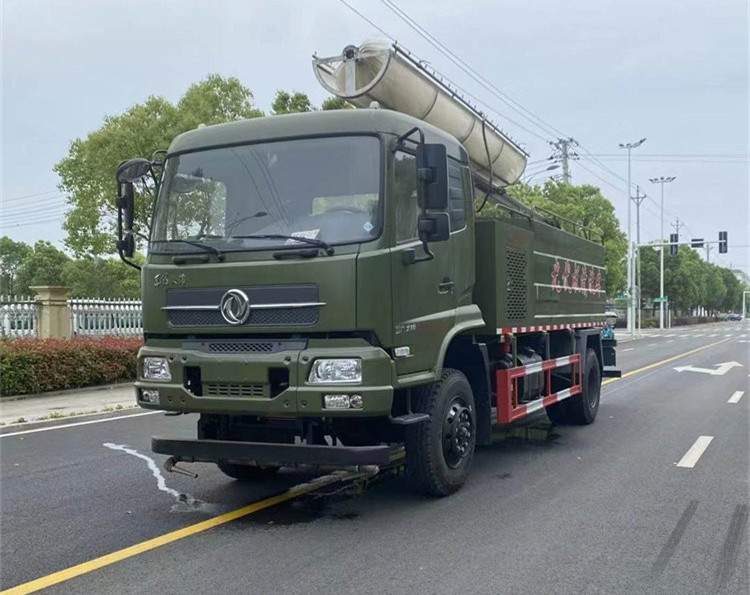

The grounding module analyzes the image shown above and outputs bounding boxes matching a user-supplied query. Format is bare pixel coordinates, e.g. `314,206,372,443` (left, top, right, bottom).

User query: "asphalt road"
1,322,748,594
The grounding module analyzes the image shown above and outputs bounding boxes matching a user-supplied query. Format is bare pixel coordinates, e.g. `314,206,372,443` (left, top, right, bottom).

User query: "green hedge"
0,337,142,397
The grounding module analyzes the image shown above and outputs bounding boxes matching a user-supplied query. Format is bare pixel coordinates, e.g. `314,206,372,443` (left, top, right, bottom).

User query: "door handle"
438,279,455,294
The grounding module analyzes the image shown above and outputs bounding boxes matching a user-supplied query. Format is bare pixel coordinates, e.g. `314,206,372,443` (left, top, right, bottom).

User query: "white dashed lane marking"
728,391,745,404
676,436,714,469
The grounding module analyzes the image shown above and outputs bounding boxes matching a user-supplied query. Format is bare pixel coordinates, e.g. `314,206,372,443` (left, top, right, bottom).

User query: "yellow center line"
3,335,738,594
602,336,735,386
1,478,340,595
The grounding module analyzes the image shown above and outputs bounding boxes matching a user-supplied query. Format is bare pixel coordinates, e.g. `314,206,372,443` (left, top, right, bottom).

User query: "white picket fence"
1,295,38,338
69,298,143,337
0,296,143,338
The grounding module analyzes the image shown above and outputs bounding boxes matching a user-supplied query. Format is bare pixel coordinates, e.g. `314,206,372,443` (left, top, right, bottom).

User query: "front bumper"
152,436,398,467
135,340,396,417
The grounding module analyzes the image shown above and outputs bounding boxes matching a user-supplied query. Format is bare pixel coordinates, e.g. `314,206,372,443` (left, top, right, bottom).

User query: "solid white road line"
0,411,161,438
648,343,658,347
622,348,634,352
728,391,745,404
676,436,714,468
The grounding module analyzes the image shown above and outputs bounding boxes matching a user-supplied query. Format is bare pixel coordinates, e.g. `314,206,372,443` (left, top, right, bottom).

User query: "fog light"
141,389,160,404
324,394,351,410
349,394,364,409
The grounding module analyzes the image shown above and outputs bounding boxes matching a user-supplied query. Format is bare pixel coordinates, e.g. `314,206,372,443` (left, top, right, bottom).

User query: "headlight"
308,358,362,384
143,357,171,381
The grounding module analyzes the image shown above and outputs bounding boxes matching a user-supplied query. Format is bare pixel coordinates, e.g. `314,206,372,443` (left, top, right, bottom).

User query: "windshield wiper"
159,239,225,261
231,234,334,256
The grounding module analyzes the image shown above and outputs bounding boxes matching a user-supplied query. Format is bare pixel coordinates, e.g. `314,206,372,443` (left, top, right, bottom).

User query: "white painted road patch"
676,436,714,468
674,361,743,376
727,391,745,404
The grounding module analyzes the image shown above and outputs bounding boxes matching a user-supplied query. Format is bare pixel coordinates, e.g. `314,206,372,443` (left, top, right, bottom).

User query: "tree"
488,181,628,296
720,268,743,312
15,241,70,294
62,257,142,298
271,90,313,114
0,237,32,296
321,96,353,110
272,91,352,114
55,75,265,256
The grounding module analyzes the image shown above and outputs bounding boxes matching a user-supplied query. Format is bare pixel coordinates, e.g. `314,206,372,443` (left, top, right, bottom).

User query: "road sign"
653,297,668,303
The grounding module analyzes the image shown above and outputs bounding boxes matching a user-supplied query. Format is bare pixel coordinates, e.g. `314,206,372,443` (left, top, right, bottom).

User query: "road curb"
0,383,133,403
0,406,151,435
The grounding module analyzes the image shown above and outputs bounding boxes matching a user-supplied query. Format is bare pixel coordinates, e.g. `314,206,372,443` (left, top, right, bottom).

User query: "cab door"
390,150,457,375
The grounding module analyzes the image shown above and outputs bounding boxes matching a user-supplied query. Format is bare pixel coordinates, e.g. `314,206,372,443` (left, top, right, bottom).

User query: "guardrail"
69,298,143,337
1,295,143,338
0,295,38,338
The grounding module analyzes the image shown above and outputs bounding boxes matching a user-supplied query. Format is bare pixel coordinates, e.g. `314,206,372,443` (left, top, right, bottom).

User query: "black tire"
216,461,280,481
406,369,476,497
565,348,601,425
545,400,570,425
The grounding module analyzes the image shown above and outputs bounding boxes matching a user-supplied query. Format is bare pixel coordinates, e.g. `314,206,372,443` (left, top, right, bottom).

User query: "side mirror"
116,158,152,183
118,181,135,230
418,212,450,243
116,181,136,258
416,143,448,210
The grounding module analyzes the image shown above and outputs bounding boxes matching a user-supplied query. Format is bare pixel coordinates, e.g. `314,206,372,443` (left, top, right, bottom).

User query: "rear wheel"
406,369,476,497
565,348,601,425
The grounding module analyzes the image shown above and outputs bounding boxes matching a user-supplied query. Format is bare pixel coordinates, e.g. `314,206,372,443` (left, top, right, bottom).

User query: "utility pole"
632,186,647,332
671,217,684,236
705,244,712,263
550,138,578,184
650,176,676,330
619,138,647,335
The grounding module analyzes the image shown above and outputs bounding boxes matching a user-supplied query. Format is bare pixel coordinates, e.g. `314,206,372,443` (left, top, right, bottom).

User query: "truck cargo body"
127,108,617,495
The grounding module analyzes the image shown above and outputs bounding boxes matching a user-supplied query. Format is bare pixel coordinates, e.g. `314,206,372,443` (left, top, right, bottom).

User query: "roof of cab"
167,108,467,162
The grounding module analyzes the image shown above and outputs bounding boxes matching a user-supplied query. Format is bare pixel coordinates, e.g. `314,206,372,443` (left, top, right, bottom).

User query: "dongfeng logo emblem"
220,289,251,325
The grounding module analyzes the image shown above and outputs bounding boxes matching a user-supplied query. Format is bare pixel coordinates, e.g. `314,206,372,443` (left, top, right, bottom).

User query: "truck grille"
165,284,320,327
203,383,268,398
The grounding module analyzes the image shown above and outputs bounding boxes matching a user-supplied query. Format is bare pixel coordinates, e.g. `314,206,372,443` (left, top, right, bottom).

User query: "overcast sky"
2,0,748,275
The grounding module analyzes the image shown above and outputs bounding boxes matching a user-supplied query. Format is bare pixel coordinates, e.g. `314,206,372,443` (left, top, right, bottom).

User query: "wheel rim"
442,396,474,469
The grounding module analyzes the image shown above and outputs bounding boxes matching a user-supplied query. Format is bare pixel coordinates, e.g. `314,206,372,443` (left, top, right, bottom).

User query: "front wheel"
406,369,476,497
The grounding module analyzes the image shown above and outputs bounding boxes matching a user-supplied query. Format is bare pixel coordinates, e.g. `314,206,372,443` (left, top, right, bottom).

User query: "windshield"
151,136,381,253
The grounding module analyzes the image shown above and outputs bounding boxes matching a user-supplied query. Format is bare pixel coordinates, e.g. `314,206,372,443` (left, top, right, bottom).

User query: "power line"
339,0,550,142
377,0,566,141
2,189,61,202
338,0,676,226
374,0,655,196
0,216,67,229
338,0,395,40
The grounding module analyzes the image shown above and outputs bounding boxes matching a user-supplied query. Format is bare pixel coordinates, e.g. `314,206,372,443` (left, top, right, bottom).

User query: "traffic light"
670,233,679,256
691,238,704,248
719,231,728,253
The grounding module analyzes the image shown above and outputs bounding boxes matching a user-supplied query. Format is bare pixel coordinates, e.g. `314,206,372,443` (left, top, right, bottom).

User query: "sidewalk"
0,384,137,426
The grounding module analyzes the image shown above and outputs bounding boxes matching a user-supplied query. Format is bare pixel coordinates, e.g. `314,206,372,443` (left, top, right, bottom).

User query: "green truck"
116,42,618,496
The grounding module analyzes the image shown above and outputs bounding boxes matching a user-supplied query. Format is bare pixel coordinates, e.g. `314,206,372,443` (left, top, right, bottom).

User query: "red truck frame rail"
496,355,582,424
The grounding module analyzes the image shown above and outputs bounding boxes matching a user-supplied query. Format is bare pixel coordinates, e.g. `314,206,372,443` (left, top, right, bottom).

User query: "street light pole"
619,138,646,334
649,176,676,330
523,164,560,184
